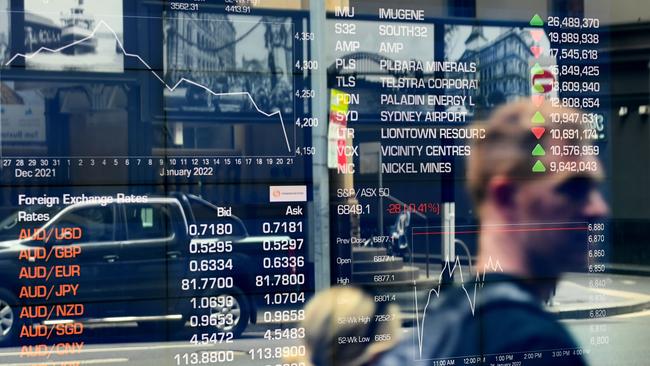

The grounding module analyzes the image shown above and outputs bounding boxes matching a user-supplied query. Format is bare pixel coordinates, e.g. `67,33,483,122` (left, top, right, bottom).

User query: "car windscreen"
0,205,66,241
188,196,248,237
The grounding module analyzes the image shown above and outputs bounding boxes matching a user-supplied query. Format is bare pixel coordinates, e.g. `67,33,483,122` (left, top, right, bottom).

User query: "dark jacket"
378,274,587,366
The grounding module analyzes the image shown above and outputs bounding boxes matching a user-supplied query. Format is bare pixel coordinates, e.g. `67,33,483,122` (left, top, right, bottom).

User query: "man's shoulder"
474,278,579,351
394,278,584,363
478,297,577,352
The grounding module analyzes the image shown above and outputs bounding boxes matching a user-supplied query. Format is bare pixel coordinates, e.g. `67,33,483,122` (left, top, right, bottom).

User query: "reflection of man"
0,33,7,61
25,27,34,53
379,100,608,365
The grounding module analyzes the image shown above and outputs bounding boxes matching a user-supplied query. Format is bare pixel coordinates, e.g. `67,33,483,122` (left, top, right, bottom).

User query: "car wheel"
210,289,249,338
0,289,19,347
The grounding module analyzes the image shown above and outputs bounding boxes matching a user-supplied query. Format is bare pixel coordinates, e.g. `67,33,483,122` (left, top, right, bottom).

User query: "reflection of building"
450,27,532,109
164,12,235,85
24,13,62,52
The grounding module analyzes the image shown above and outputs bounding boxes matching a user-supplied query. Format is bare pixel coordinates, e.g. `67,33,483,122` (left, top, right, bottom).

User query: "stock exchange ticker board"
0,1,647,366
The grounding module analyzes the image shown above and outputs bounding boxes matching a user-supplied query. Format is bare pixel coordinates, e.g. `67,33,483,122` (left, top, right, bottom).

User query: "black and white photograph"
19,0,124,72
444,25,556,115
0,0,9,66
163,13,294,115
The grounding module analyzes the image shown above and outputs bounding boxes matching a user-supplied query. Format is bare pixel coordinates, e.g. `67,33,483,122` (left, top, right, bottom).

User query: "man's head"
298,286,401,366
467,100,609,276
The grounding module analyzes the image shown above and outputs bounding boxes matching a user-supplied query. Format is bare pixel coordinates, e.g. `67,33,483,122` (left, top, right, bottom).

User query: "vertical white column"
309,0,331,291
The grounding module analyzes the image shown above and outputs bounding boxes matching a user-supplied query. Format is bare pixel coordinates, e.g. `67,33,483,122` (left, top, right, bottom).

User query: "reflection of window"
56,205,114,243
126,204,173,240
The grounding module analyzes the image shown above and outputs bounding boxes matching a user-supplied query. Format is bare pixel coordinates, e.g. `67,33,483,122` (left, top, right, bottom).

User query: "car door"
46,203,125,316
118,201,186,317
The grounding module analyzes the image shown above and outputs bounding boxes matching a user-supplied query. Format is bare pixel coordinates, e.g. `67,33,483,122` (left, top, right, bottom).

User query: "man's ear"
487,176,517,211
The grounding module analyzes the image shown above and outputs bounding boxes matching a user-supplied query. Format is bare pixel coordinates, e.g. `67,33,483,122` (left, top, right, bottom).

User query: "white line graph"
5,20,292,153
413,256,503,359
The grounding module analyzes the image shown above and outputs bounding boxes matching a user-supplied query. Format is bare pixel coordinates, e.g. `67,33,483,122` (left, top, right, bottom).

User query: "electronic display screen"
0,1,647,365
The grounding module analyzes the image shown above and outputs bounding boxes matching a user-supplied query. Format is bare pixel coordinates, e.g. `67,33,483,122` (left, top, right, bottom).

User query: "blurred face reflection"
514,156,609,274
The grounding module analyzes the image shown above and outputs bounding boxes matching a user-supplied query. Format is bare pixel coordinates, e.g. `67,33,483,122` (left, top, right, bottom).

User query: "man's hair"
297,286,401,366
466,99,588,205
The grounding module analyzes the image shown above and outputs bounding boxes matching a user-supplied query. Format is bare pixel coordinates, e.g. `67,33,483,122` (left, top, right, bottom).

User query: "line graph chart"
409,222,590,360
0,9,311,183
413,255,503,359
5,20,292,153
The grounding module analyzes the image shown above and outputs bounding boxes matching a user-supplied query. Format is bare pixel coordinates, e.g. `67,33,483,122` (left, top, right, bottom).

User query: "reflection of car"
0,193,292,345
164,87,215,112
186,86,213,108
163,77,232,113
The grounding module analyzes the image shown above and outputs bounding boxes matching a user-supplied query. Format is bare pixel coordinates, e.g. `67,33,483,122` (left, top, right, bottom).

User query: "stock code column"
327,4,450,354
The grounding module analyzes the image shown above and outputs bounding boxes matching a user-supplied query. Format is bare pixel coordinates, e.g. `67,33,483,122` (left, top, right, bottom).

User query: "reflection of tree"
241,18,292,112
263,18,291,51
